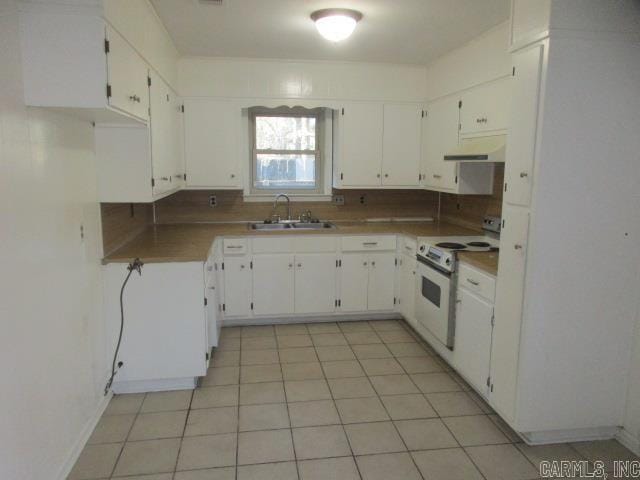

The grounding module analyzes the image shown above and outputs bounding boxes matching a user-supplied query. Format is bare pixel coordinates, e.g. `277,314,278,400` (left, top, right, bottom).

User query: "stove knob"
446,258,451,265
419,245,425,252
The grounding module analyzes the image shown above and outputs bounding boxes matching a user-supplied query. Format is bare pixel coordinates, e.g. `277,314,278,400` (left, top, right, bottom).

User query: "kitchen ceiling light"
310,8,363,42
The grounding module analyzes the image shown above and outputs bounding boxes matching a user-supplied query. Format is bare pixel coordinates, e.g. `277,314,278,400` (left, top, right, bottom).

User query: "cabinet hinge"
458,100,462,109
250,260,253,269
147,76,151,86
486,376,491,387
221,262,225,270
206,351,210,360
341,107,345,115
106,84,112,99
104,39,110,54
204,297,208,306
183,173,187,181
421,110,424,118
512,66,516,76
504,182,508,192
335,299,338,307
250,302,254,310
222,303,226,312
491,313,495,327
395,258,398,266
338,299,341,307
458,123,461,131
454,176,458,184
501,219,505,228
151,178,155,187
181,104,185,113
340,172,343,180
393,297,397,305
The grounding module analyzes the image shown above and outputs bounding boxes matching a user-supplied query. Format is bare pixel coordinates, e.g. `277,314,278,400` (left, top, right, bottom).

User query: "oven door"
416,257,454,348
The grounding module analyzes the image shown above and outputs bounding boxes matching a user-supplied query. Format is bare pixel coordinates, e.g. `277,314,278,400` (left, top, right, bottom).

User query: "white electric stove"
415,216,501,349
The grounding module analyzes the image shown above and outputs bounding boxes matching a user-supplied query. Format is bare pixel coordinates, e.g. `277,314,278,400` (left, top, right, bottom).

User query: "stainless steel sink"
291,222,336,230
249,221,335,230
250,223,293,230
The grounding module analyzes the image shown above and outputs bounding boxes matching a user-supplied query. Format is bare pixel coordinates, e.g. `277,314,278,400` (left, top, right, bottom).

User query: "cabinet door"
453,288,494,395
184,98,241,188
382,104,422,186
106,26,148,121
149,71,173,196
460,77,512,135
252,254,295,316
398,255,417,326
422,96,459,191
490,205,530,420
367,252,396,311
338,103,383,187
223,257,252,317
295,254,337,314
340,253,370,312
504,44,544,207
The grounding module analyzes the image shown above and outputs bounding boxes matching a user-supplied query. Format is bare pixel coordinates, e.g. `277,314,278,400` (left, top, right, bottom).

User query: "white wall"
0,3,108,479
424,21,511,100
178,56,427,102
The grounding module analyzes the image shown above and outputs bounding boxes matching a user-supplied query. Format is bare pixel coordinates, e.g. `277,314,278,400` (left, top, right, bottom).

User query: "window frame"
249,107,325,196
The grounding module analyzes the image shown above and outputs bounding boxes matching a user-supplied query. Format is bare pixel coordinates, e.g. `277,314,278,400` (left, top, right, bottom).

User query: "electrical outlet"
359,195,366,205
332,194,345,206
209,195,217,207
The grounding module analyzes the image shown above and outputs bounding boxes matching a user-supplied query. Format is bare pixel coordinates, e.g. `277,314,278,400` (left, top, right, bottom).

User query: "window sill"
243,194,333,203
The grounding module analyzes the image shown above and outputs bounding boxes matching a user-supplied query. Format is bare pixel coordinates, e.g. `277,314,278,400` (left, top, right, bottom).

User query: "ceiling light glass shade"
311,9,363,42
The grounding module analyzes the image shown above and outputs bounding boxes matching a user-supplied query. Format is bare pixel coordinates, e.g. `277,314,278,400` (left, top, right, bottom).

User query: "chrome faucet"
273,193,291,221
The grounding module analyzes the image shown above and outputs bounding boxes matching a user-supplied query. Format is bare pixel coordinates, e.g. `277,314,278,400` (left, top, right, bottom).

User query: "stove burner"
435,242,467,250
467,241,491,247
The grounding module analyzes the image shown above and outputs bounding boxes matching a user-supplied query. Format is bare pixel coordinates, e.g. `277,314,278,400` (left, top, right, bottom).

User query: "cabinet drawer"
252,237,294,254
293,236,337,253
341,235,396,252
458,263,496,300
223,238,248,255
399,236,417,257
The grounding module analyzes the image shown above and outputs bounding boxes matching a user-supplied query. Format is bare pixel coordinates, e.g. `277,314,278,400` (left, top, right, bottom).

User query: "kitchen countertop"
103,221,483,265
457,251,499,277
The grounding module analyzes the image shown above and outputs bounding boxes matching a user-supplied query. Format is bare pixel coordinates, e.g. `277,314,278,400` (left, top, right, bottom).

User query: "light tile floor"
69,319,639,480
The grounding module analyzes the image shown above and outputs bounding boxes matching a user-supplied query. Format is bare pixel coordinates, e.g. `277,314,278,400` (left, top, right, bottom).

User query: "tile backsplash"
153,189,440,224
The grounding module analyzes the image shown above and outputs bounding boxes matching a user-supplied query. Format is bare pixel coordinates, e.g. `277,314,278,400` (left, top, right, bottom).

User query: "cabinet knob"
297,263,302,268
129,94,141,103
384,173,389,178
433,174,442,179
288,263,293,268
230,174,235,178
514,244,523,250
466,278,480,286
371,261,376,267
363,262,368,266
520,172,528,178
240,264,245,269
376,173,381,178
160,176,169,181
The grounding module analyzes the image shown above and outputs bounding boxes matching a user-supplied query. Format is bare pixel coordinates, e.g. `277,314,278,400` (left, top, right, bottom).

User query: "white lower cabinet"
367,252,397,311
339,253,370,312
252,254,295,316
295,254,337,314
223,256,252,317
103,262,208,390
453,285,494,396
398,254,418,328
340,252,396,312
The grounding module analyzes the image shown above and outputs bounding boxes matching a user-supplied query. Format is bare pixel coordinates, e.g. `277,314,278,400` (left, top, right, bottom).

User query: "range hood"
444,135,506,162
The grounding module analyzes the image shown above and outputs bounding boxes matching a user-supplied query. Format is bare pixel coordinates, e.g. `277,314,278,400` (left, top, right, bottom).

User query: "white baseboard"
113,377,197,394
222,312,402,327
55,391,113,480
616,428,640,456
521,426,619,445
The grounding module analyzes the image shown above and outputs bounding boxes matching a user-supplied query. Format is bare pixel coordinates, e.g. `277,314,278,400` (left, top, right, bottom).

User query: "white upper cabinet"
459,77,512,136
19,7,149,124
504,44,545,207
184,98,242,189
335,103,384,187
421,96,460,192
95,70,183,202
509,0,551,49
105,25,149,122
382,104,422,187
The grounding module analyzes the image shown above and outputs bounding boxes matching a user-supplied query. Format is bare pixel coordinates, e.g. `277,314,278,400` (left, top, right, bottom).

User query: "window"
250,107,324,194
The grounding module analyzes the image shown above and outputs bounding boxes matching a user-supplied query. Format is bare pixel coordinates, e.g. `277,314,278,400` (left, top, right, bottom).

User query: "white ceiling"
150,0,510,65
